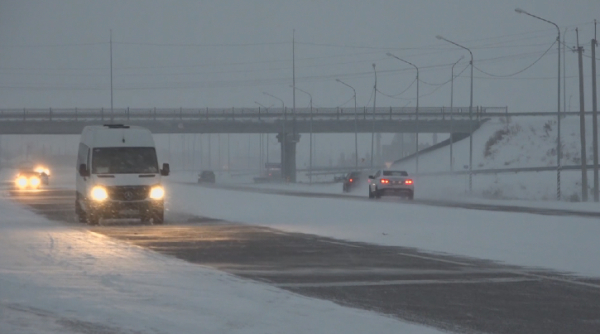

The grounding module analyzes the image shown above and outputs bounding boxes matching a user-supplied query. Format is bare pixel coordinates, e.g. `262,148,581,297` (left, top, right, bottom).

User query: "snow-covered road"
168,182,600,278
0,193,442,334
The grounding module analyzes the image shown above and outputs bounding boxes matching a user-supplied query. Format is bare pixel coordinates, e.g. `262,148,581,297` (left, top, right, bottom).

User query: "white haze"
0,0,599,111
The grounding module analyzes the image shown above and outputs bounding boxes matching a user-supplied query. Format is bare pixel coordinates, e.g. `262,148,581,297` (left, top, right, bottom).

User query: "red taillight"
349,178,353,183
380,179,390,184
405,179,413,185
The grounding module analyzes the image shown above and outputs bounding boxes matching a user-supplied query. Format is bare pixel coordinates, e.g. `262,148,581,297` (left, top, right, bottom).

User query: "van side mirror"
79,164,90,177
368,175,374,179
161,163,170,176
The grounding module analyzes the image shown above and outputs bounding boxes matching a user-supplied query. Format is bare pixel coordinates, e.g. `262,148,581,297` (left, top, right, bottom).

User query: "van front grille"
106,185,150,201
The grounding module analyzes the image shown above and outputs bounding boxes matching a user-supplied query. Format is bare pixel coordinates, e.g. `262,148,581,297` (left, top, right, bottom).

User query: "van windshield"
92,147,159,174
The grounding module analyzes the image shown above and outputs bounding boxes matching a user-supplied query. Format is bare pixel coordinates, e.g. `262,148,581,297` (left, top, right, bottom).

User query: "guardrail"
415,165,593,177
0,106,506,122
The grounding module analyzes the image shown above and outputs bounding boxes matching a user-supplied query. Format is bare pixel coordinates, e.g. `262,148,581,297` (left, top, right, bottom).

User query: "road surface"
9,188,600,334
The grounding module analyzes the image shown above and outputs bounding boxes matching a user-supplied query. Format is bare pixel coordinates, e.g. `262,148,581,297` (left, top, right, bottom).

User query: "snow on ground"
0,194,443,334
168,183,600,278
169,168,600,213
394,116,600,201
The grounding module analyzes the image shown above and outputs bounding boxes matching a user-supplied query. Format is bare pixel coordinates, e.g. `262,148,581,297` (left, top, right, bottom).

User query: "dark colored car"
342,171,362,193
198,170,216,183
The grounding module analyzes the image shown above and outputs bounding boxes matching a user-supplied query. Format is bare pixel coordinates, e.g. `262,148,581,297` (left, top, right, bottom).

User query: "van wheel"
153,210,164,225
368,188,374,199
75,201,87,223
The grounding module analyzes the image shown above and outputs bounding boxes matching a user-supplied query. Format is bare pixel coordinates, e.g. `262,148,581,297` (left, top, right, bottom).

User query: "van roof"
80,125,156,148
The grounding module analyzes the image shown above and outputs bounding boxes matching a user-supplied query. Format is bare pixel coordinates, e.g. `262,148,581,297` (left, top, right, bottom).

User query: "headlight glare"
16,177,27,188
91,186,108,201
29,177,40,187
149,186,165,200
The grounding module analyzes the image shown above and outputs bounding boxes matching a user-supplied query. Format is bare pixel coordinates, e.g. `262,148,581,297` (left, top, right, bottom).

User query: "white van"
75,124,170,225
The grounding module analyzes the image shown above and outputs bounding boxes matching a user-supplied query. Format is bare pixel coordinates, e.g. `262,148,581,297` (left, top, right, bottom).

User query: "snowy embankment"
168,182,600,278
0,196,441,334
170,115,600,203
394,116,600,201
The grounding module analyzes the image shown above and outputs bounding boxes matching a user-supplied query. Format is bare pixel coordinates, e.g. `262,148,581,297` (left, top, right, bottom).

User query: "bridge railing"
0,106,507,122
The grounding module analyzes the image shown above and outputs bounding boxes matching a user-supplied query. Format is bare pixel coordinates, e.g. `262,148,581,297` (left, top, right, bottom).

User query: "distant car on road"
198,170,216,183
342,171,362,193
254,163,282,183
368,170,414,200
14,170,45,190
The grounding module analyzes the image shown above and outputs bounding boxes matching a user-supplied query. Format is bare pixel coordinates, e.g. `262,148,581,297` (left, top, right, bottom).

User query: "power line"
419,63,470,86
473,40,556,77
0,42,107,48
376,77,417,99
336,95,355,108
113,41,288,47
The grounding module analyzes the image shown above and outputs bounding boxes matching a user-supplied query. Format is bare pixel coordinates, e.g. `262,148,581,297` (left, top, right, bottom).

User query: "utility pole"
208,134,211,170
450,55,464,172
110,29,114,122
192,134,196,171
592,20,599,202
371,63,377,168
292,29,297,139
576,28,588,201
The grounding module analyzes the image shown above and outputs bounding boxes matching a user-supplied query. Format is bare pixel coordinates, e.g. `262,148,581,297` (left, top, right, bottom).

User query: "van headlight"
91,186,108,201
149,186,165,200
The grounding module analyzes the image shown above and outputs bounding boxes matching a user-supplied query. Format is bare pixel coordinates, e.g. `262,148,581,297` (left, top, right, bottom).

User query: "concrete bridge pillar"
277,132,301,182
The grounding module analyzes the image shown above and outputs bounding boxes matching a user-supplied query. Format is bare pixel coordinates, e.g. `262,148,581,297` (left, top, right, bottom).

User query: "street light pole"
450,56,464,172
436,36,474,193
386,53,419,173
263,92,286,179
515,8,561,200
336,79,358,169
255,101,272,168
291,86,313,184
109,29,114,123
371,63,377,168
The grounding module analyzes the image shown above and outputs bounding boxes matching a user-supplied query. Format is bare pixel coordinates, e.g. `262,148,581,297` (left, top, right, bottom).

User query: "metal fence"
0,106,507,122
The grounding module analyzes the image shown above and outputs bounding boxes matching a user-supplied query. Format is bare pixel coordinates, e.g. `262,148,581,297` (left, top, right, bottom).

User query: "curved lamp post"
515,8,562,200
449,55,464,172
386,53,420,173
436,35,474,193
336,79,358,169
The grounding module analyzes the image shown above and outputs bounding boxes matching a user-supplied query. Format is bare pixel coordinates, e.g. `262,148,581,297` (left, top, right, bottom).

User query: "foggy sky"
0,0,599,112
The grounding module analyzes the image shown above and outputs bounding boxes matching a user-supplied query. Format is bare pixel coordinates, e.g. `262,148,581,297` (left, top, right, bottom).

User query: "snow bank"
169,183,600,278
394,116,600,201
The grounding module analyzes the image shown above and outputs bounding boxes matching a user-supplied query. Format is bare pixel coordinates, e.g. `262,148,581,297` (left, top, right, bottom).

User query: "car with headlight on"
75,124,170,225
368,170,414,200
14,171,44,190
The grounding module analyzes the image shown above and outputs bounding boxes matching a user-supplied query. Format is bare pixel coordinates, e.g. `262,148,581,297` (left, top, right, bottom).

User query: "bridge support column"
277,132,301,182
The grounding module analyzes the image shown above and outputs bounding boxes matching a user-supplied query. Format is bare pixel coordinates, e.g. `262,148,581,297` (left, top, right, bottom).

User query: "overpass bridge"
0,106,504,181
